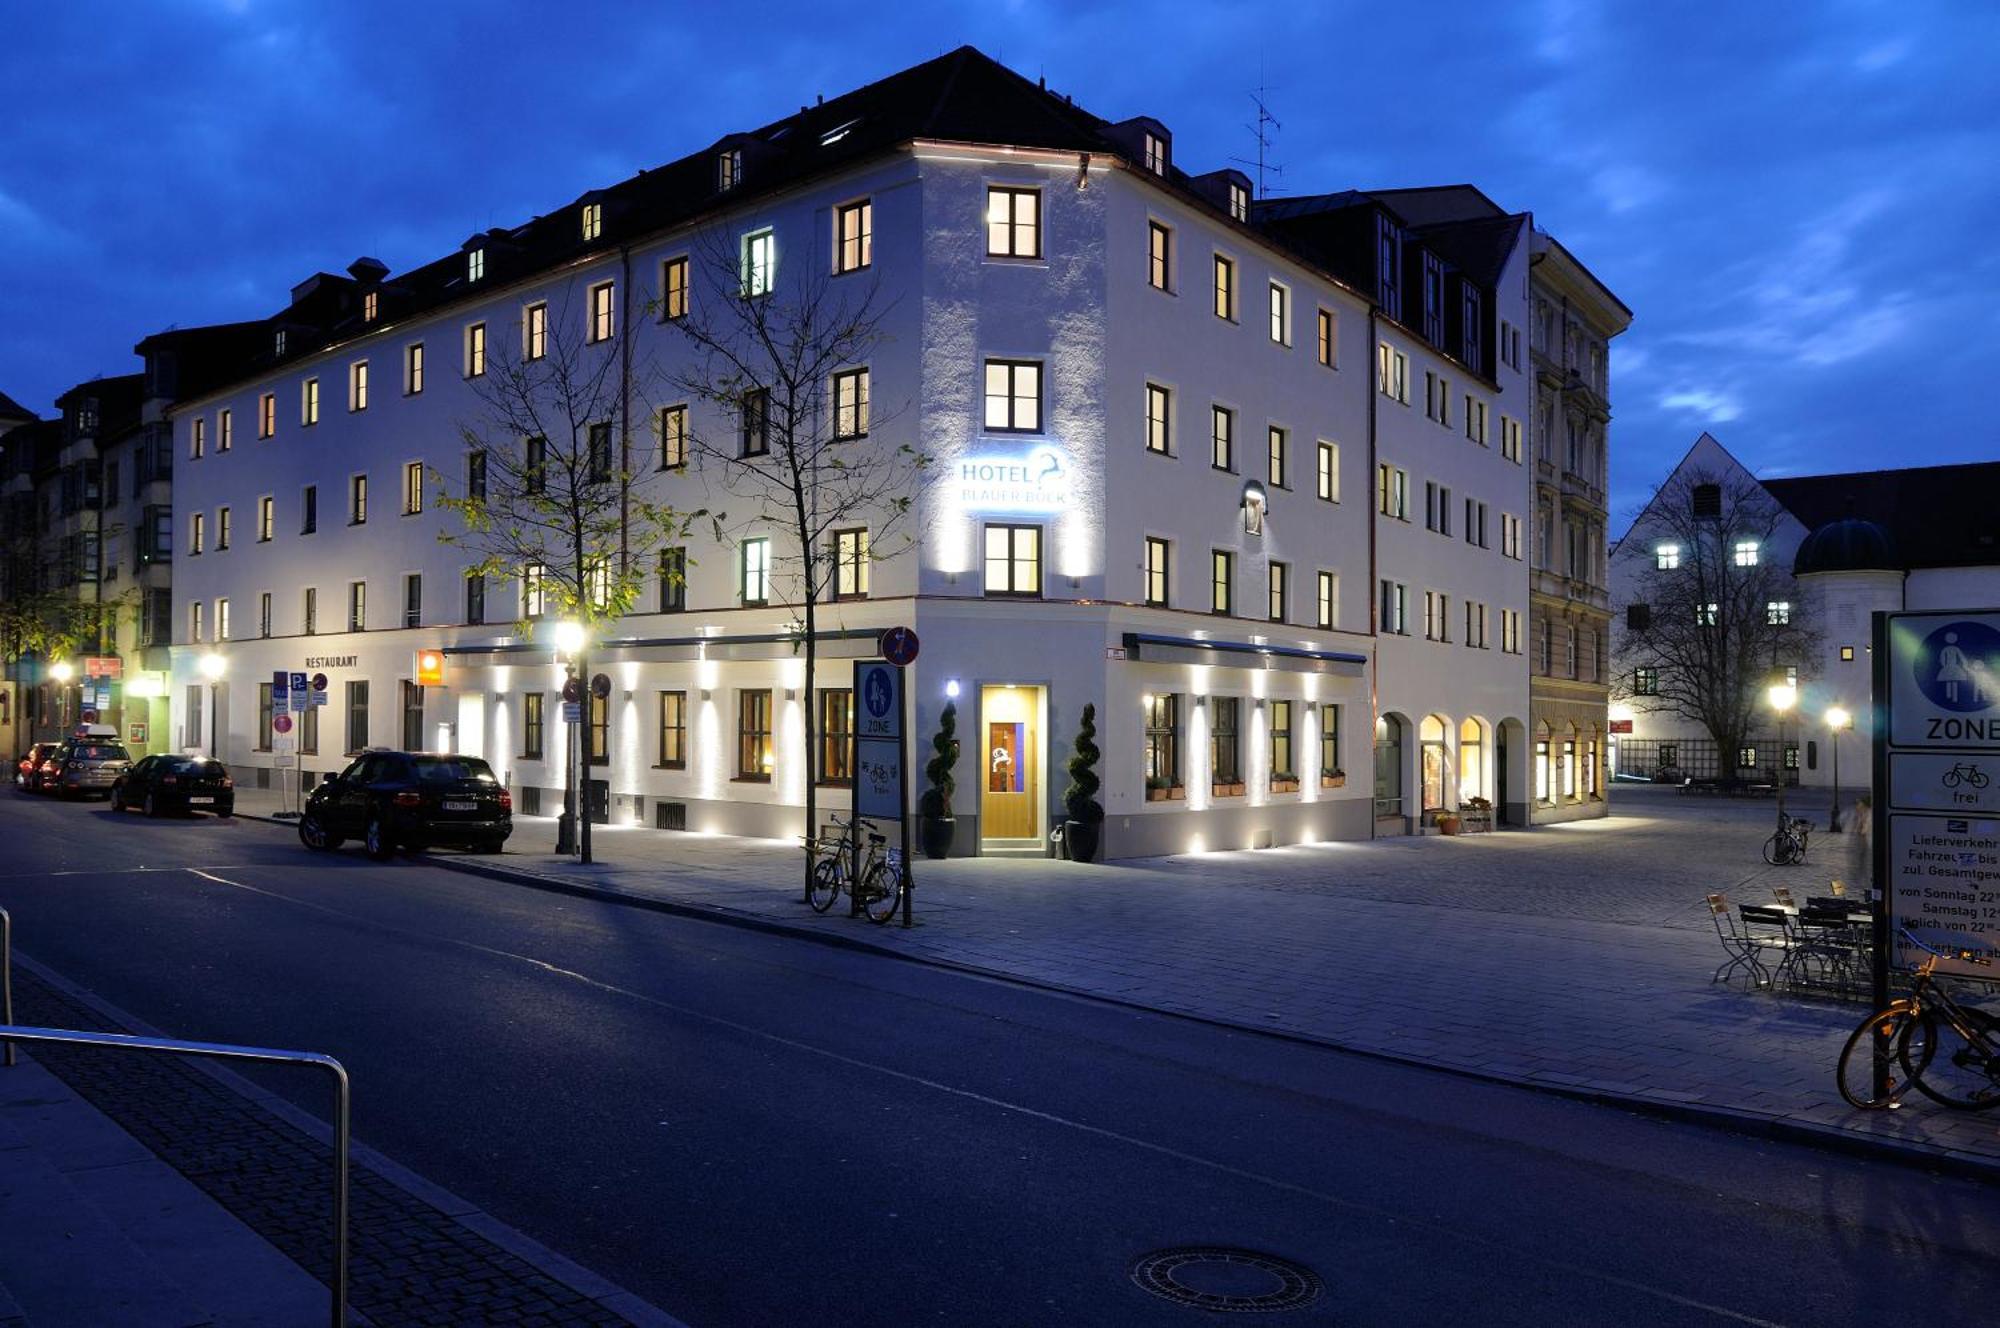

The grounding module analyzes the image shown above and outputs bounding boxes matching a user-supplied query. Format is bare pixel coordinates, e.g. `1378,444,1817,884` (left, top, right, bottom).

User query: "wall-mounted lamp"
700,689,713,701
785,688,798,701
945,678,961,699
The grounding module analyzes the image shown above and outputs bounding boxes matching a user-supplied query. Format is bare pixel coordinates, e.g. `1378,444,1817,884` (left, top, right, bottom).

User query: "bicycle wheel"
1762,832,1787,866
1902,1006,2000,1110
809,857,842,914
860,859,902,924
1836,1004,1924,1109
1787,835,1807,866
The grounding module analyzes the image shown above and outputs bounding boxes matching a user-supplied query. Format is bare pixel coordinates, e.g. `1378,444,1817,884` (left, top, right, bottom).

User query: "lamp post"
552,621,587,860
1768,682,1796,826
198,653,227,759
1826,706,1852,832
50,660,75,733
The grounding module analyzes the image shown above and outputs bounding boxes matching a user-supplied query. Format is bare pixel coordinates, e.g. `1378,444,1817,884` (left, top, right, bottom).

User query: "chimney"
347,256,389,285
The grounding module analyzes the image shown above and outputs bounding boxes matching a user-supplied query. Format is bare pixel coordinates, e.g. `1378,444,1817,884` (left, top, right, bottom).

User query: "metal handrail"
0,999,350,1327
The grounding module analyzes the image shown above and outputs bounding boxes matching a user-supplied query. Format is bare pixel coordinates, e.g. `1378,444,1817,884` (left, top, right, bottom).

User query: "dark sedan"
15,742,61,792
299,751,511,860
113,754,236,817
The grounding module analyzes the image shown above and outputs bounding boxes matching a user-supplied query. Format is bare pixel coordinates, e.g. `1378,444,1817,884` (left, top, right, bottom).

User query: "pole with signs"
853,644,918,926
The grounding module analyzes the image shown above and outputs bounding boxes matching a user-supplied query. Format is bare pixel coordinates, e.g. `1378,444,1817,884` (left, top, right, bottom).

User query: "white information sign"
855,662,902,740
290,672,310,713
1888,610,2000,748
1886,814,2000,966
854,736,905,820
1887,752,2000,815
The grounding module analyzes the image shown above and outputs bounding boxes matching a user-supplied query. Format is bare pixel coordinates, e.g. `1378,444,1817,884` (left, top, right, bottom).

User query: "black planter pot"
919,814,956,860
1064,819,1101,864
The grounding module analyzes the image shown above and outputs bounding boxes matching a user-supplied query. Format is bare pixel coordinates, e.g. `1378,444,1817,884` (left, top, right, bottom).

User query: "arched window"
1534,723,1553,803
1374,715,1405,817
1458,717,1484,804
1561,724,1579,799
1584,728,1600,798
1420,714,1449,812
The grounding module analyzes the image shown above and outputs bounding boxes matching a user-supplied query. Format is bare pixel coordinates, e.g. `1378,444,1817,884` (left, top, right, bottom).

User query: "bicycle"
807,813,903,924
1942,762,1989,790
1835,929,2000,1110
1761,814,1810,866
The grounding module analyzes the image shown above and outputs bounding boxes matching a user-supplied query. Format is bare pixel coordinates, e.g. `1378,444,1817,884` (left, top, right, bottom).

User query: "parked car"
15,742,61,792
299,751,512,860
50,740,134,799
113,754,236,817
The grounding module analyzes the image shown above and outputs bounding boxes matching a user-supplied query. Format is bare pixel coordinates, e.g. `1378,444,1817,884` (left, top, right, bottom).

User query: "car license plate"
444,800,477,811
190,796,215,804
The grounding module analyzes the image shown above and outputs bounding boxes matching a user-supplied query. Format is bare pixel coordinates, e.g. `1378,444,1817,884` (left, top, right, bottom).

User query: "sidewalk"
239,783,2000,1177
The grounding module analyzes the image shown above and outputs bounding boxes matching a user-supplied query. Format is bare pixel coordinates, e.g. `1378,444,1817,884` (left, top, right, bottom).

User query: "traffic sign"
855,661,902,740
880,625,920,667
273,713,293,735
1888,611,2000,747
854,737,904,818
273,671,290,711
562,677,583,705
290,672,309,712
563,701,583,725
309,672,329,708
591,672,611,700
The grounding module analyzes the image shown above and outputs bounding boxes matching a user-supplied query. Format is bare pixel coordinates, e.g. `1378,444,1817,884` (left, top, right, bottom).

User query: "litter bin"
587,778,610,825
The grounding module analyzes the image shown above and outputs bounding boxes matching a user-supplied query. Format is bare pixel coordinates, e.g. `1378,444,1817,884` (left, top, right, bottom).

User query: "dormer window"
467,248,485,282
1228,182,1249,223
1143,132,1167,175
363,290,379,322
581,202,603,241
718,148,743,191
274,329,288,357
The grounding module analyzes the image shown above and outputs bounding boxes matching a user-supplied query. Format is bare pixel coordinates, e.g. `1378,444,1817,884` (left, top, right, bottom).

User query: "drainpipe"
618,244,633,575
1366,309,1381,833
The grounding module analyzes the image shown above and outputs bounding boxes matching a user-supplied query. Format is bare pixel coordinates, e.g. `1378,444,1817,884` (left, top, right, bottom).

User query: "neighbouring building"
135,46,1624,857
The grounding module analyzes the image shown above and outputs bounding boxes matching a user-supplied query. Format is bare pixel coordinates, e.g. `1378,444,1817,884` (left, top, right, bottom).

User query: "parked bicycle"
1835,929,2000,1110
1762,814,1811,866
1942,762,1989,790
807,813,903,924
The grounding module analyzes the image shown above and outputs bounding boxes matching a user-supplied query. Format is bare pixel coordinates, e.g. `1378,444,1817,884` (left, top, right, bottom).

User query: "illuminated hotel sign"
956,445,1071,513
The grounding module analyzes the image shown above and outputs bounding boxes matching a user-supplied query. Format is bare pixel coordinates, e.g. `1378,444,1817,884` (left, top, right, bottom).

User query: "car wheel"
299,812,343,851
364,814,396,861
143,791,161,818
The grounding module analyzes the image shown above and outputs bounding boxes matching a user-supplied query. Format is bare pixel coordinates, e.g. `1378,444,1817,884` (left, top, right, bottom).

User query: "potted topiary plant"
1062,702,1105,863
917,701,959,859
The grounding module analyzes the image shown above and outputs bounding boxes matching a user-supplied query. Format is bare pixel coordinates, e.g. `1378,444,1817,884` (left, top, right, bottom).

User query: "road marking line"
173,864,1788,1327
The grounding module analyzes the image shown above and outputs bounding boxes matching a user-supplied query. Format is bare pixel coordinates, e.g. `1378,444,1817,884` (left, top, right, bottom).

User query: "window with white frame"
1146,383,1171,455
405,343,425,394
525,302,547,360
661,256,690,320
521,563,545,617
1767,600,1792,625
466,322,486,377
1423,590,1451,642
218,507,232,550
1734,540,1760,566
1316,440,1338,502
1268,281,1288,344
349,361,368,412
985,186,1040,258
1142,131,1166,174
741,537,771,604
191,417,205,459
1377,463,1407,520
1148,221,1171,291
1501,607,1522,653
1500,414,1521,463
1501,513,1523,560
1698,601,1720,626
1316,570,1337,629
259,393,275,438
189,510,205,555
717,148,742,191
835,199,872,273
983,524,1042,597
581,201,602,241
1227,181,1249,222
190,600,204,642
983,360,1041,432
1212,253,1235,320
1376,342,1408,402
466,248,485,282
257,496,273,542
832,368,870,440
1210,404,1234,470
218,409,232,451
1655,543,1680,570
588,281,615,341
834,528,870,599
348,580,366,631
1144,536,1170,606
301,378,319,426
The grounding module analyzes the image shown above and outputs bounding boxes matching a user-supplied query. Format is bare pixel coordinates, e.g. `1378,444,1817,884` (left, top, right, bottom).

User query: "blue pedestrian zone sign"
855,662,902,740
1891,612,2000,746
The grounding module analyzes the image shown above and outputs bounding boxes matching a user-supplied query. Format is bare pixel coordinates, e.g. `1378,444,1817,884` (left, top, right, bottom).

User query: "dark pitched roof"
1763,461,2000,571
0,388,35,423
1403,212,1528,288
1365,184,1510,225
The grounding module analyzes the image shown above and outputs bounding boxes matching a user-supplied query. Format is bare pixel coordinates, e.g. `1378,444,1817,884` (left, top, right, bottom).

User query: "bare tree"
434,288,690,863
1612,466,1819,778
658,226,926,896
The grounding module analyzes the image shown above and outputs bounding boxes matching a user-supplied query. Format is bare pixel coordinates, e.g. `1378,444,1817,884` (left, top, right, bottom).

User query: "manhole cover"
1130,1247,1323,1313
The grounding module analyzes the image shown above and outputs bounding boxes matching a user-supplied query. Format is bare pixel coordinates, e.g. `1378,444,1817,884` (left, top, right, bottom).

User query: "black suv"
299,751,512,860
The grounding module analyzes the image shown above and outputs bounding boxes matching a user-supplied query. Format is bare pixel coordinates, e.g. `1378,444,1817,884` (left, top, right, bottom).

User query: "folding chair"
1707,894,1769,988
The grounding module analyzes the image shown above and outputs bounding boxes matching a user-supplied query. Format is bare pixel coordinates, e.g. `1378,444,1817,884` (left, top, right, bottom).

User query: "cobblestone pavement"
10,965,663,1327
237,784,2000,1174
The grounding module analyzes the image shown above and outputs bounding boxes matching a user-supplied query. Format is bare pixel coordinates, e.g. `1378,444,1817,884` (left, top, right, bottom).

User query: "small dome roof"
1794,516,1898,575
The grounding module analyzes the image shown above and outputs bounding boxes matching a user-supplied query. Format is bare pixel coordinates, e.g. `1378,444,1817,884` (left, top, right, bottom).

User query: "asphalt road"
2,789,1996,1326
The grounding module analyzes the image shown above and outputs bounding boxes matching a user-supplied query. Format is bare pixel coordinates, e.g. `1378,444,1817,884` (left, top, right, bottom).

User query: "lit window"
1148,221,1171,291
588,281,615,342
403,461,424,516
363,290,378,322
1635,667,1658,695
1213,254,1235,320
835,199,872,273
737,690,773,780
1316,309,1335,367
191,417,205,459
349,361,368,412
983,524,1042,596
218,409,232,452
740,389,769,456
348,580,366,632
405,343,425,394
985,186,1040,258
581,202,602,241
1316,441,1338,502
1840,645,1855,662
1227,181,1249,222
1376,342,1409,402
832,368,870,440
1734,540,1760,567
1211,549,1234,614
661,257,689,320
1211,698,1241,790
1210,405,1234,471
1698,602,1719,626
257,496,273,542
1268,282,1288,343
1267,426,1288,488
1144,536,1170,606
525,303,547,360
834,528,870,599
1500,415,1522,463
740,230,776,298
1767,600,1792,625
1376,463,1407,520
983,360,1041,432
659,405,688,470
658,692,688,769
1270,700,1293,787
217,598,230,640
741,537,771,604
1142,131,1166,174
1268,561,1288,622
521,563,545,617
467,248,485,282
189,510,205,555
301,378,319,426
1655,543,1680,570
1146,384,1171,455
190,601,204,642
259,394,275,438
274,329,287,357
466,322,486,377
349,473,368,524
1316,570,1337,629
717,148,742,191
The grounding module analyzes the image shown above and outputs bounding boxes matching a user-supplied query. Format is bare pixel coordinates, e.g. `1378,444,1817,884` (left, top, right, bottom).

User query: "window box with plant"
1321,769,1346,789
1211,780,1246,798
1144,776,1185,802
1269,771,1300,794
1461,797,1493,831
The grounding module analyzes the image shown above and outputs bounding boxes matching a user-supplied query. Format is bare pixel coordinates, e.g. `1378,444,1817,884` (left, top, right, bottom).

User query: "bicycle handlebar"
1899,927,1994,966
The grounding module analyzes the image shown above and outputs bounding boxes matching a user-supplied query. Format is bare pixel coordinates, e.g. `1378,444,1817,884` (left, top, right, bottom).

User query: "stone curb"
235,809,2000,1188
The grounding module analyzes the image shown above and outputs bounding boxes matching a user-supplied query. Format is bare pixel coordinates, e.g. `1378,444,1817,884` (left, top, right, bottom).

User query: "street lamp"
551,620,588,858
49,660,75,732
1826,706,1853,832
198,653,227,759
1768,683,1796,824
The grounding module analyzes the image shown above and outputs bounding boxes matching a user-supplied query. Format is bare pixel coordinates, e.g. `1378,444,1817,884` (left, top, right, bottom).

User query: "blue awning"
1121,632,1367,676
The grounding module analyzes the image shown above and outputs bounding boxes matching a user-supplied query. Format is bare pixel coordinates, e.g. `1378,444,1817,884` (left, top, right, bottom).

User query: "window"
818,688,854,785
1464,601,1489,649
658,406,688,469
1142,131,1166,174
1210,405,1234,470
1211,697,1241,789
1227,181,1249,222
349,361,369,412
1634,666,1659,696
257,683,273,751
1315,308,1336,368
303,587,317,635
218,409,233,452
190,600,205,642
465,572,485,625
1466,399,1488,445
395,461,421,516
733,230,776,300
216,506,232,550
1144,693,1179,788
585,557,611,610
1500,513,1522,560
1212,253,1235,320
1840,645,1855,662
292,487,314,541
191,417,205,459
257,495,273,542
1145,384,1172,454
1655,543,1681,570
403,573,422,628
521,563,545,617
189,510,205,555
1377,463,1408,519
1210,549,1234,615
834,528,870,599
588,690,608,765
405,343,425,395
717,148,742,190
1268,561,1288,622
581,201,603,241
657,691,687,769
739,389,770,456
1501,607,1521,654
588,281,615,342
522,693,544,760
1380,579,1408,634
401,681,425,752
466,322,486,377
985,186,1040,258
1267,426,1287,487
1144,536,1170,607
835,199,872,273
1691,483,1722,519
983,524,1042,596
462,450,486,501
658,547,686,612
274,328,287,357
1767,600,1792,626
259,393,275,438
525,302,547,360
661,257,689,320
737,690,773,780
1500,415,1522,463
1312,440,1340,503
1738,746,1758,770
1424,482,1453,534
349,473,368,524
741,537,771,604
1316,570,1337,629
216,597,231,640
1734,540,1760,567
1268,281,1288,343
1376,343,1409,402
1148,221,1171,291
348,580,366,631
1270,700,1294,785
302,378,320,426
525,435,547,492
587,422,612,483
467,248,485,282
1320,704,1341,780
1626,602,1652,632
345,681,370,754
983,360,1041,432
1464,499,1488,548
1423,590,1451,642
258,591,272,639
833,368,870,439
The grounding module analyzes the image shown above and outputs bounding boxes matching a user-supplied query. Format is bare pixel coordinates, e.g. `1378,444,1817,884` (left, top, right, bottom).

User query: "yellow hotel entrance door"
979,685,1041,849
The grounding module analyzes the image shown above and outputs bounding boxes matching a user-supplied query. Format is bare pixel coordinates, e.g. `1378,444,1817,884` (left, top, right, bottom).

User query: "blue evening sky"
2,0,1993,527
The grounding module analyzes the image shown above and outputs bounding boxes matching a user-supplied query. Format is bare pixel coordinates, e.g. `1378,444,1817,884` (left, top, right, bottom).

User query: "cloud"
1657,388,1742,424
